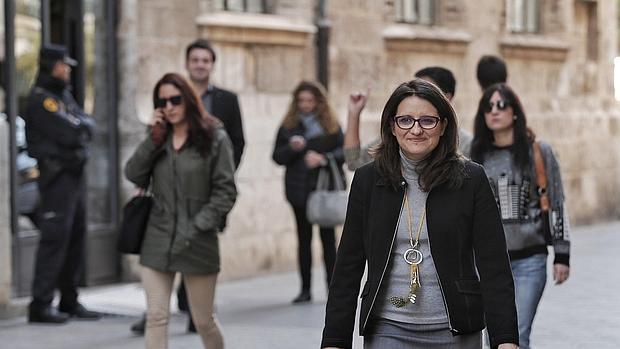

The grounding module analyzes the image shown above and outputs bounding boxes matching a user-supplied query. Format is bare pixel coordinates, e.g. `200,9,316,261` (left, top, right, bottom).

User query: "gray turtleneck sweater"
371,151,448,324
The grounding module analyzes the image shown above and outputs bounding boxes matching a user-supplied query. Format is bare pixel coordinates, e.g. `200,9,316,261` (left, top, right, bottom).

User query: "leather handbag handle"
316,166,330,191
326,153,345,191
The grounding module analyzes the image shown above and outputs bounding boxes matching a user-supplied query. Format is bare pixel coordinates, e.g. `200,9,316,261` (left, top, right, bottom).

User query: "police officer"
24,44,100,324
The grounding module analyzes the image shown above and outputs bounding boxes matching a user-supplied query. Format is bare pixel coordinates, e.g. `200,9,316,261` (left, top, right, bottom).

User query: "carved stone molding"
500,35,570,61
382,24,471,54
196,12,316,47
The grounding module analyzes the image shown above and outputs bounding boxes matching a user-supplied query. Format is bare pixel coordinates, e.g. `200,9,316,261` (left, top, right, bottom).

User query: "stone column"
0,117,16,318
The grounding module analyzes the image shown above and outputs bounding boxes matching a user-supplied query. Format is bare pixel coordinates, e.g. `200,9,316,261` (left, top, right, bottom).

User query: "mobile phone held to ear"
150,115,168,148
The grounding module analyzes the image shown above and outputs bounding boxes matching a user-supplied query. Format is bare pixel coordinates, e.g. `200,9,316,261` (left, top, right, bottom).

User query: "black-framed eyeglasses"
483,99,510,113
393,115,441,130
155,95,183,108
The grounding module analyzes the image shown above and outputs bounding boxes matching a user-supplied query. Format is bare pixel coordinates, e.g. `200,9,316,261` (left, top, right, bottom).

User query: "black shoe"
130,316,146,335
28,306,69,324
58,303,101,320
187,318,197,333
292,291,312,304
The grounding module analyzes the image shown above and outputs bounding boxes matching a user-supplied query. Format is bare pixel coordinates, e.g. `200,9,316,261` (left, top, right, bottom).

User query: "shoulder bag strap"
326,153,344,191
316,165,330,191
532,141,549,212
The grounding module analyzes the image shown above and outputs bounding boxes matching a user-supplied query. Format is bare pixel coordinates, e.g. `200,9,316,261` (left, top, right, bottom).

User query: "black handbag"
117,195,153,254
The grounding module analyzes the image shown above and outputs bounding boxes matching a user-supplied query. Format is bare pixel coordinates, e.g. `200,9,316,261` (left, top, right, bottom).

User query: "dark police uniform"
23,45,97,322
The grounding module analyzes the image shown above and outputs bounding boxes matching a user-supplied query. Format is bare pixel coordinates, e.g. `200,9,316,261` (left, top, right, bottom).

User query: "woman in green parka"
125,73,236,349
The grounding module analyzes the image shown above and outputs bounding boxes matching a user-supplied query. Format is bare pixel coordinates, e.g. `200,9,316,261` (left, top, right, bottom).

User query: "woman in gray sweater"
471,83,570,349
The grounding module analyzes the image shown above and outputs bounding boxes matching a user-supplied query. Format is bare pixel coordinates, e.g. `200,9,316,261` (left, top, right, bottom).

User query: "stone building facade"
116,0,619,283
1,0,619,316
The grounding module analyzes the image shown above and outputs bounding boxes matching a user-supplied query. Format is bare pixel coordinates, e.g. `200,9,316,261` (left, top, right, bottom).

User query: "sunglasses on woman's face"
483,99,510,113
155,95,183,108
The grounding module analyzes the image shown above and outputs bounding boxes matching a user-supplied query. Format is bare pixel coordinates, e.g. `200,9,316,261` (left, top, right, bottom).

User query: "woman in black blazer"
321,79,518,349
272,81,345,304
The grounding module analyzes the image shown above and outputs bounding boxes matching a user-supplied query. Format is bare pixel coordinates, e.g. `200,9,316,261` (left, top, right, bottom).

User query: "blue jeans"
511,253,547,349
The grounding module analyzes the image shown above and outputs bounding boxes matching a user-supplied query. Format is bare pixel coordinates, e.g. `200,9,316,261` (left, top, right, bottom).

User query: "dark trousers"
30,171,86,310
292,205,337,292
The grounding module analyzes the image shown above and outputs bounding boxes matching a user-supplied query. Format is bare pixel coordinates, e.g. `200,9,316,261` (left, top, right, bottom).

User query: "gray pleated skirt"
364,318,481,349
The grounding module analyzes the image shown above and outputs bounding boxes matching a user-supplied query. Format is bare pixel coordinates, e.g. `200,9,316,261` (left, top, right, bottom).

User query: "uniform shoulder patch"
43,97,58,113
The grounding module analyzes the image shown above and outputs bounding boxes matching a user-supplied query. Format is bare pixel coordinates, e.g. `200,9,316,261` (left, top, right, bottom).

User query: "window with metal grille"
506,0,540,33
394,0,435,25
215,0,268,13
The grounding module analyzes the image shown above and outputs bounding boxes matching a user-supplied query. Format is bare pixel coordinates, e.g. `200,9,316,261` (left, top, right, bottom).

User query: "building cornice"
382,24,471,54
500,34,570,61
196,12,316,47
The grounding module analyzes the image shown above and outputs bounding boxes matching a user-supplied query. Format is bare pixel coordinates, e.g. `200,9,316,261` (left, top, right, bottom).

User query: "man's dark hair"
414,66,456,97
476,55,507,91
185,39,217,62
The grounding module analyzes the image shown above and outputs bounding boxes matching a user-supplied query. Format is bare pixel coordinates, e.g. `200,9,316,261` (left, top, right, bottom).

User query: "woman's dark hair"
281,80,340,134
152,73,219,157
374,79,465,191
471,83,534,170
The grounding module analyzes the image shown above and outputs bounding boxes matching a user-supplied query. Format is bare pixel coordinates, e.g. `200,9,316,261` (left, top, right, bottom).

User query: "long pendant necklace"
389,188,426,308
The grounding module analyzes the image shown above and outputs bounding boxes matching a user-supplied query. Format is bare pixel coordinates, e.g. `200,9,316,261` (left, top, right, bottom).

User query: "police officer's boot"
58,303,101,320
28,306,69,324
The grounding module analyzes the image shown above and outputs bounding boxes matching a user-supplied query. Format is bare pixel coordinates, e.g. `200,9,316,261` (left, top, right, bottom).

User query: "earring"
513,115,517,120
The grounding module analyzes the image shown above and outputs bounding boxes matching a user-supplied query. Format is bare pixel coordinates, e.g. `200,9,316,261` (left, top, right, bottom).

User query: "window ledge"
382,24,472,53
500,34,570,61
196,12,316,46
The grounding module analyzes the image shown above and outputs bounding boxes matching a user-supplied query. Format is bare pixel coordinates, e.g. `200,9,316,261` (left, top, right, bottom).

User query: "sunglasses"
155,95,183,109
483,99,510,113
393,115,441,130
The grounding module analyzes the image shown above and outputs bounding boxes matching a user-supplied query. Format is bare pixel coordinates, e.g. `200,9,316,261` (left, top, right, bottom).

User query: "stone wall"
326,0,620,224
196,10,317,278
0,120,13,315
117,0,620,282
117,0,319,281
117,0,204,278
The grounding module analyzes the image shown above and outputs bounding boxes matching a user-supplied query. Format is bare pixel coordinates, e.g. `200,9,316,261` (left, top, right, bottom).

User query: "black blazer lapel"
367,179,405,284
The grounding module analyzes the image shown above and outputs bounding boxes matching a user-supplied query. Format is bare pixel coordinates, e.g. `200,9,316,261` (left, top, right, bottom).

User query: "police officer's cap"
40,44,78,67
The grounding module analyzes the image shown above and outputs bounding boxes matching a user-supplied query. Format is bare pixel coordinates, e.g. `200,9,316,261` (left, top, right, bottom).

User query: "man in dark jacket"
24,44,99,324
185,39,245,168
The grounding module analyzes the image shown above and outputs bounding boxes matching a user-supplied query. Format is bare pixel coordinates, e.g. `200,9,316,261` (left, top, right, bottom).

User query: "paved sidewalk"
1,221,619,348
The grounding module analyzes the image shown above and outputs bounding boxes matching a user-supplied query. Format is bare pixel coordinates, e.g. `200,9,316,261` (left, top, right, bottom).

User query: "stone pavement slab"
1,221,619,348
531,221,620,349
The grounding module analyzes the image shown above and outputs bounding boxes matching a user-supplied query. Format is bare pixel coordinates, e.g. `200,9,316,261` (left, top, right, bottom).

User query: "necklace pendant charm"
408,293,417,304
403,248,423,265
408,263,421,304
389,296,409,308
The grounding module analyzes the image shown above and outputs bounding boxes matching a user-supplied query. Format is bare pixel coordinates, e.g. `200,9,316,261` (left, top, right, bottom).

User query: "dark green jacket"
124,127,237,274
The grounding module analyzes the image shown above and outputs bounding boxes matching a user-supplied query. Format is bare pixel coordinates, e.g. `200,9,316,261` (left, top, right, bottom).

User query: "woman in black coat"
321,79,518,349
272,81,344,304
